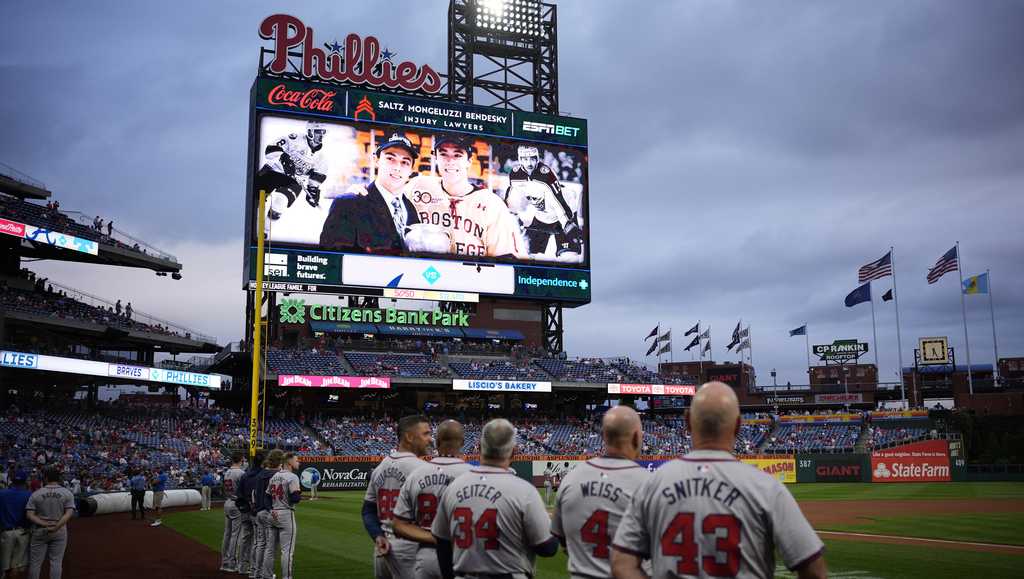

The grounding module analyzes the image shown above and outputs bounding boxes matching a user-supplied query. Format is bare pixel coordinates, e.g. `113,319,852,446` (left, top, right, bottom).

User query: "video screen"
253,114,588,267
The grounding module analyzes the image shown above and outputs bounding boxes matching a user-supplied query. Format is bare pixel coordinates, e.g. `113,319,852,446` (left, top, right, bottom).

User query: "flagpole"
804,324,811,381
956,241,973,395
748,325,754,386
988,269,999,381
869,283,880,370
698,321,703,382
670,327,674,363
891,246,906,405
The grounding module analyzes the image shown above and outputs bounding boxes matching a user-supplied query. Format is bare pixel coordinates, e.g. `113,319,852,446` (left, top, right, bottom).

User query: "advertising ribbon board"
780,413,861,423
277,375,390,389
1,351,221,389
741,457,796,484
608,384,696,396
297,461,377,491
797,454,869,483
871,440,951,482
815,393,863,404
453,379,551,393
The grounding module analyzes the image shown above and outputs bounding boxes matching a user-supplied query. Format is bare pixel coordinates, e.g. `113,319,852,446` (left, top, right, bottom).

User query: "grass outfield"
164,484,1024,579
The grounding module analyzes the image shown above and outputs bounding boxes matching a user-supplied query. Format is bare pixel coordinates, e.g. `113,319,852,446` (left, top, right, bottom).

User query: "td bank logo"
280,298,307,324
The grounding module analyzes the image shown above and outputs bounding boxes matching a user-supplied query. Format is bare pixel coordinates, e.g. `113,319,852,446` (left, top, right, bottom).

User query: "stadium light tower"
448,0,565,353
448,0,558,114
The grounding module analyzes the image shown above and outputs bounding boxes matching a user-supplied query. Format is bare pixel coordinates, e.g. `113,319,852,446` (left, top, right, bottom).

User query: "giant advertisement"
797,454,869,483
871,440,951,483
247,77,590,303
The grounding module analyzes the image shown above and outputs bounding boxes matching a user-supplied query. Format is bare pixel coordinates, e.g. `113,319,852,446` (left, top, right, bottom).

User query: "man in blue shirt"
200,471,216,511
0,471,31,577
150,469,169,527
129,469,147,521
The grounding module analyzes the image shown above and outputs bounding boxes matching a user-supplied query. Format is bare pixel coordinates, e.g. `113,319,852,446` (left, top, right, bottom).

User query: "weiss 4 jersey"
223,467,246,501
404,175,525,258
551,457,650,579
613,450,824,579
267,470,301,510
431,465,553,577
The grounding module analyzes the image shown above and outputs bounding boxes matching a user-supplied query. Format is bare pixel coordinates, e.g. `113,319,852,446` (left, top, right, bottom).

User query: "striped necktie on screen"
391,197,406,235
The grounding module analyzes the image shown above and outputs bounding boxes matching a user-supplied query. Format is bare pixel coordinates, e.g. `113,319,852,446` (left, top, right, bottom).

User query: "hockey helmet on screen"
306,121,327,148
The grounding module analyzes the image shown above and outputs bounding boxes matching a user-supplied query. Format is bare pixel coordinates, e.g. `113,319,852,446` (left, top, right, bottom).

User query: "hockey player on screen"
506,145,583,259
257,121,329,226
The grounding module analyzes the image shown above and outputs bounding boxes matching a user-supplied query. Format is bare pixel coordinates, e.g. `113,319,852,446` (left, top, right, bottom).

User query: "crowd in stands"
345,351,451,378
865,425,929,448
762,424,861,454
1,269,196,340
0,194,169,259
448,358,549,381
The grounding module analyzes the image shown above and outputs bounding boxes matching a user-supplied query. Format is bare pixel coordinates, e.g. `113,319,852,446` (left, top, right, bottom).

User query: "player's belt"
457,574,530,579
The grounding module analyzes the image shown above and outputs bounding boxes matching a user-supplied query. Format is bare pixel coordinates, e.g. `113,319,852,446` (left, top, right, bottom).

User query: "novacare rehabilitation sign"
452,380,551,393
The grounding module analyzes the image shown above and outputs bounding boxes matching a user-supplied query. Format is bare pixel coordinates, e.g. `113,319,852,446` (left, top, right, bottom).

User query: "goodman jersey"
404,175,525,258
551,456,650,579
364,451,429,537
431,465,552,577
393,457,473,530
612,450,824,579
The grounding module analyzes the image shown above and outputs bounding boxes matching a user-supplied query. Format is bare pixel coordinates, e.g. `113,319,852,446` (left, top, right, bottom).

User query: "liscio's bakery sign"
259,14,443,94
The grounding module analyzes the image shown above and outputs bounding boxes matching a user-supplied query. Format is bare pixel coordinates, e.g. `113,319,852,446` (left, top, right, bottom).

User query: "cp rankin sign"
812,339,869,362
259,14,443,94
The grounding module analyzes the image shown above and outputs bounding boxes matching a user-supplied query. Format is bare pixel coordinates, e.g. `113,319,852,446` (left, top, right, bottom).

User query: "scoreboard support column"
543,303,563,354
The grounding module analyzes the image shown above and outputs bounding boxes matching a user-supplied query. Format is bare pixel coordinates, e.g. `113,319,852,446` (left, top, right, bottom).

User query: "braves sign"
871,439,950,482
607,384,696,396
259,14,442,94
277,375,391,389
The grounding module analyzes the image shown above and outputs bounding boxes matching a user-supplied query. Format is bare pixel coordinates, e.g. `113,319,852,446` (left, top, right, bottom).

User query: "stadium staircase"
757,423,782,453
304,424,332,452
853,424,871,453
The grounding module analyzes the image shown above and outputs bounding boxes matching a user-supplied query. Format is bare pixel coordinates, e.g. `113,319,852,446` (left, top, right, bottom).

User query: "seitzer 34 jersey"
613,450,824,579
404,175,525,258
432,465,552,577
551,456,650,579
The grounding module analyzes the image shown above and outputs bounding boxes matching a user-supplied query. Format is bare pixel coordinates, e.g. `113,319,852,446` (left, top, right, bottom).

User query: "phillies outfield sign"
277,375,390,389
812,339,869,363
608,384,696,396
259,14,442,94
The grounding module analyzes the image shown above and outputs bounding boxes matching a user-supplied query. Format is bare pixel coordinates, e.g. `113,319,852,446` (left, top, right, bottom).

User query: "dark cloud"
4,1,1022,386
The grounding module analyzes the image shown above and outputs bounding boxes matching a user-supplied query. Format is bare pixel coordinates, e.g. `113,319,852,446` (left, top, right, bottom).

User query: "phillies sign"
259,14,442,94
277,375,391,389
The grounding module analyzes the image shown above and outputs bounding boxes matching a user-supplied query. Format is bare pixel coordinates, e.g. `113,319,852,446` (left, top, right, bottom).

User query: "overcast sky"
3,1,1022,386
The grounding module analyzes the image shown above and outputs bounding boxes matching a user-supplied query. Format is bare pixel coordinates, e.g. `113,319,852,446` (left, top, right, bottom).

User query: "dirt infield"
800,499,1024,554
63,508,221,579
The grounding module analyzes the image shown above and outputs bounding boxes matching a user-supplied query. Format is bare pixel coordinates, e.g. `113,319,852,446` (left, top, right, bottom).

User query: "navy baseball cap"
432,133,474,156
374,133,419,160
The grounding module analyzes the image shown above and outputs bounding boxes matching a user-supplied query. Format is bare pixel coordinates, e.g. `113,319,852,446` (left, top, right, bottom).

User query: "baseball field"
144,482,1024,578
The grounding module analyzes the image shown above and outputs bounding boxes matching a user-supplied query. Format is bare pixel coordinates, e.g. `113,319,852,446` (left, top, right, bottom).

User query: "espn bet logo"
279,298,307,324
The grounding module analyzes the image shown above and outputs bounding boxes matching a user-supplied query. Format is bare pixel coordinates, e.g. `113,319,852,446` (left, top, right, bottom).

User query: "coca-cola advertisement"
299,461,377,491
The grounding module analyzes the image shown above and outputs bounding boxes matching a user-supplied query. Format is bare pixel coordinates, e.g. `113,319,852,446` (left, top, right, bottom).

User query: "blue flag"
962,273,989,295
789,325,807,337
845,282,871,307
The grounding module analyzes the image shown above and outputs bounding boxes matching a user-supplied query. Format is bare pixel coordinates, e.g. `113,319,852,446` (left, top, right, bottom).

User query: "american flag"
858,251,892,283
927,246,958,284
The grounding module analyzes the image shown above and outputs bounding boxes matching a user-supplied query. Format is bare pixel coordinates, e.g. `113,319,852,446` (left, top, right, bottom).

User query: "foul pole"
249,190,267,459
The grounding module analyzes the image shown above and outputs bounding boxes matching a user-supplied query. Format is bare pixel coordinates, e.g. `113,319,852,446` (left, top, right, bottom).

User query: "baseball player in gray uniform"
393,420,473,579
25,467,75,579
611,382,828,579
431,419,559,579
552,406,650,579
262,452,302,579
220,451,247,573
362,415,432,579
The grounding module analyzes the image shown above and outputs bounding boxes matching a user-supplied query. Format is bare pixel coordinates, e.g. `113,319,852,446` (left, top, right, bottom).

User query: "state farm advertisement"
277,375,390,389
871,439,950,483
608,384,696,396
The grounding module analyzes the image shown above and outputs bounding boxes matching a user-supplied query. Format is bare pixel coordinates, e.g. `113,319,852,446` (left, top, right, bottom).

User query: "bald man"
393,420,472,579
431,419,558,579
612,382,827,579
552,405,650,579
